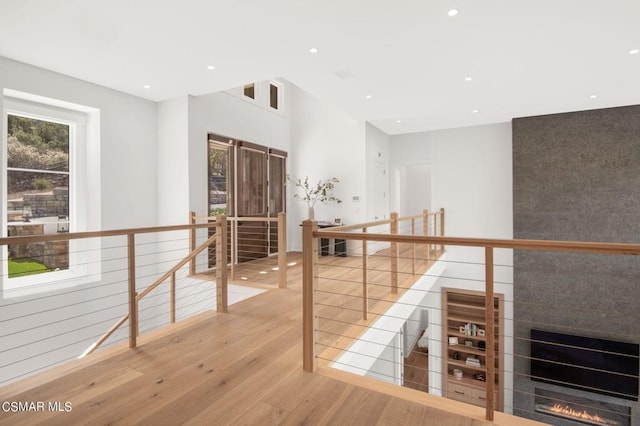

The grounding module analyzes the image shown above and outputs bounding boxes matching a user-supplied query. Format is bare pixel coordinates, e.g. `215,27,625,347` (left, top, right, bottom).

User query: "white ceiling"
1,0,639,135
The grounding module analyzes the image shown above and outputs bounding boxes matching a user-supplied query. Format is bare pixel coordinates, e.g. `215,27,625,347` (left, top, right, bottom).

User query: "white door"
372,162,388,220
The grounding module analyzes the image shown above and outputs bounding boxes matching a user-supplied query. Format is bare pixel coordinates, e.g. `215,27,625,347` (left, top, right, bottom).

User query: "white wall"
157,95,190,225
147,81,295,326
0,56,159,385
157,79,369,254
0,56,514,390
288,84,366,251
390,123,514,411
390,123,512,240
0,57,158,230
366,333,402,385
185,81,293,256
389,123,514,284
394,163,431,216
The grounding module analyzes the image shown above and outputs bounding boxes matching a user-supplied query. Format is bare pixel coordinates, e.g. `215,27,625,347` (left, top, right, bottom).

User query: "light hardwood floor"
404,342,429,393
0,250,543,426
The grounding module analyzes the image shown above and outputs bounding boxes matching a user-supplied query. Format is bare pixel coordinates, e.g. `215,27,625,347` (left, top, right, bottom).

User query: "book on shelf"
461,323,478,337
465,355,480,366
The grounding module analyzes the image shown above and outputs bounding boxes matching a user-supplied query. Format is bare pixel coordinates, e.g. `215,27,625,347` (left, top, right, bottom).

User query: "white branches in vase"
292,176,342,219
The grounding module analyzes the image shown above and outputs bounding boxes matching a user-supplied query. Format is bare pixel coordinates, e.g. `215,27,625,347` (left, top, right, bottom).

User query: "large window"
2,90,100,293
6,114,70,278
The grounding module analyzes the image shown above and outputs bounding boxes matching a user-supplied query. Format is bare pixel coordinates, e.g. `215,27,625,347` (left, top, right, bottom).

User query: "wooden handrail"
79,313,130,358
136,230,219,302
81,224,221,356
190,213,287,287
304,209,439,373
302,207,640,422
0,221,218,246
192,215,217,222
17,212,288,360
319,219,391,233
319,210,444,234
397,214,423,221
312,231,640,255
192,215,279,223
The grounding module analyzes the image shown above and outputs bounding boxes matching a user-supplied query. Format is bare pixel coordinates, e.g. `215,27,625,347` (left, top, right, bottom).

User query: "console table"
317,221,347,257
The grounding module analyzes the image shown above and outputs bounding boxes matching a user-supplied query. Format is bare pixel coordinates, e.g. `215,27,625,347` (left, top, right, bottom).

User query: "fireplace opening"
534,389,631,426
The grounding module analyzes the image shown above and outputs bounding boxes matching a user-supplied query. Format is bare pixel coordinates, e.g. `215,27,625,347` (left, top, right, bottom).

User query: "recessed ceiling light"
395,119,401,123
207,65,215,70
472,109,479,114
448,9,459,17
629,49,640,55
365,95,373,99
309,47,319,54
464,76,472,81
143,85,151,89
590,94,598,100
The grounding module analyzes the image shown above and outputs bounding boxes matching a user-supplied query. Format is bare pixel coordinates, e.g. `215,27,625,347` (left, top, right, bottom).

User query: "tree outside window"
6,115,70,278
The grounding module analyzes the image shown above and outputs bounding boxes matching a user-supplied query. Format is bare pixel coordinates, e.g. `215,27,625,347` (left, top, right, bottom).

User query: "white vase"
308,206,315,220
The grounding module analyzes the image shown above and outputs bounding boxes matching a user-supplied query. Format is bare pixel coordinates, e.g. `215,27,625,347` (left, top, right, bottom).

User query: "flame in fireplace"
550,403,611,425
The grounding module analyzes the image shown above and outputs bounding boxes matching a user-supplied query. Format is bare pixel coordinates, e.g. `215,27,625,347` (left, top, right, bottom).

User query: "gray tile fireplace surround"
512,105,640,425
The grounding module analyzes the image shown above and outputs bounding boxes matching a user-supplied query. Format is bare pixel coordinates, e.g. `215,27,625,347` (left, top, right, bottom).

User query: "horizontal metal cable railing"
0,213,287,387
301,211,640,424
190,212,287,288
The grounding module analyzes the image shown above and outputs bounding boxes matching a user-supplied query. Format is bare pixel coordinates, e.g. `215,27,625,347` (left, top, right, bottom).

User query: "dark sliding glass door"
207,134,286,268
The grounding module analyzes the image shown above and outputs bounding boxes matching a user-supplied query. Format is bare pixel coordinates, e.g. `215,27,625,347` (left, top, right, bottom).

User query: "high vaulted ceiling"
1,0,639,135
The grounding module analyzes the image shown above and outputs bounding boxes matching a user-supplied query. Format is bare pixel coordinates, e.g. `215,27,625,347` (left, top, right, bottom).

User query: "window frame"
1,91,101,296
268,81,283,112
242,83,257,102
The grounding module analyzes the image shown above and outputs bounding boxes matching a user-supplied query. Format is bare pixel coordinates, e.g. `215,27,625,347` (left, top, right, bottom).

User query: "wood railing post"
127,233,137,349
423,209,429,264
362,227,368,321
411,218,416,276
433,212,438,254
135,292,139,337
485,246,495,421
278,212,287,288
302,219,318,372
390,212,399,294
216,216,228,313
230,219,236,281
170,271,176,323
189,211,196,276
440,208,446,253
